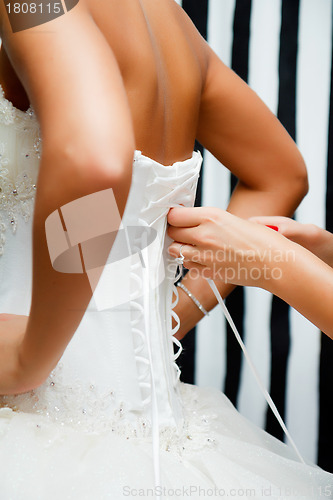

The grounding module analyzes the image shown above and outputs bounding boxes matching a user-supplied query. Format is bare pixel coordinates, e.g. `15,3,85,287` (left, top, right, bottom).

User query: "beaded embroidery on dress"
0,84,40,254
0,83,332,499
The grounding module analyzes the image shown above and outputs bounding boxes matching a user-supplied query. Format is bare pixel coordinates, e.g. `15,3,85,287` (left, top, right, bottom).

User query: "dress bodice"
0,83,203,436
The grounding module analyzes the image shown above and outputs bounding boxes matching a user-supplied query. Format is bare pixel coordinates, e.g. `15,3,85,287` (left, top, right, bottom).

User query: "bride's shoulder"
0,1,133,160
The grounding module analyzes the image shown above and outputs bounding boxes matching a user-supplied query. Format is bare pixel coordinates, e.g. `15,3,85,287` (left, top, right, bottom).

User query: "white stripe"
239,289,273,428
238,0,282,429
195,0,236,389
248,0,282,114
288,0,333,463
206,0,236,66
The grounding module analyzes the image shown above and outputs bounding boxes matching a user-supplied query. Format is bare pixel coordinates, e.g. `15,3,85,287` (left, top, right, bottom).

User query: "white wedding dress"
0,83,332,500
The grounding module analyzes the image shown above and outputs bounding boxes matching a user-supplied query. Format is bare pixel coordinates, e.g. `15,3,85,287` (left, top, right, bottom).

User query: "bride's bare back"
88,0,205,163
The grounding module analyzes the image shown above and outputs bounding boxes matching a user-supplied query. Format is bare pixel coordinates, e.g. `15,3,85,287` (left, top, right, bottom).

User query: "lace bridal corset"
0,84,203,438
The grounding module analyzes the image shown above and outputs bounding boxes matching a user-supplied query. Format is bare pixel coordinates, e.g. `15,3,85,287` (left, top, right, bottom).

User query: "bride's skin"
0,0,307,394
167,209,333,339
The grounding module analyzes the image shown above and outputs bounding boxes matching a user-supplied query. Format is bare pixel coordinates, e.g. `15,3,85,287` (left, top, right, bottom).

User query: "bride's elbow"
77,145,134,190
291,154,309,204
274,152,309,212
40,138,134,193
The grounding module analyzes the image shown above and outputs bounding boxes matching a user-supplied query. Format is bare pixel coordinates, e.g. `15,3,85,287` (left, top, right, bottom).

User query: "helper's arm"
168,208,333,339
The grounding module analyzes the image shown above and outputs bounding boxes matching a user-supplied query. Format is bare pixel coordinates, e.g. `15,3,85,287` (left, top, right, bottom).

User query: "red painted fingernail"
266,225,279,231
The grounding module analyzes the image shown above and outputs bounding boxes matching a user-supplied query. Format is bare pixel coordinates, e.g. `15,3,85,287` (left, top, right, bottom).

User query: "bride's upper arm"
0,2,134,167
196,44,307,193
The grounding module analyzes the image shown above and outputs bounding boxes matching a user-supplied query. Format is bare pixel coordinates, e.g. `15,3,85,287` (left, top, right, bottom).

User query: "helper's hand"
167,207,287,288
250,216,333,268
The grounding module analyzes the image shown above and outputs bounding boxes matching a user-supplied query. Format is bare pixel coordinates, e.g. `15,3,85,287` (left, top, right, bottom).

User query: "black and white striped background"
176,0,333,472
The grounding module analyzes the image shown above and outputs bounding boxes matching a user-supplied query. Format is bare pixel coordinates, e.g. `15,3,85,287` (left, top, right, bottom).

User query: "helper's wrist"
256,238,295,294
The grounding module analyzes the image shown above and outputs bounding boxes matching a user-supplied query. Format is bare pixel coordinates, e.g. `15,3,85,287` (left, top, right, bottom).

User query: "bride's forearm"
17,146,132,389
173,274,234,340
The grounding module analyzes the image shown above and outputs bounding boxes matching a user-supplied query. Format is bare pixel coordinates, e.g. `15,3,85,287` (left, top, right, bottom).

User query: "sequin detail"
0,364,217,456
1,363,121,432
0,83,42,255
0,144,37,255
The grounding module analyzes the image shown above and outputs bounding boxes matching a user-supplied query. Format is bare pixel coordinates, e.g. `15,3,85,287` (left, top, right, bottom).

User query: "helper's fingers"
168,242,200,262
249,216,302,238
249,216,289,224
168,242,215,278
167,224,203,245
167,206,207,228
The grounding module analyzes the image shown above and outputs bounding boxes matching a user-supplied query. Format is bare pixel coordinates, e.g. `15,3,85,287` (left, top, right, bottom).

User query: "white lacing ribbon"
128,157,202,494
142,240,161,497
170,262,185,385
206,279,306,464
130,218,162,498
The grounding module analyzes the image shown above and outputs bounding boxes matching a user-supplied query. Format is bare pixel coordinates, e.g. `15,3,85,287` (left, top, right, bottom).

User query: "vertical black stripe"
265,0,300,441
182,0,209,41
224,0,252,406
178,141,204,385
178,3,208,385
277,1,299,139
265,298,290,439
318,7,333,472
318,336,333,472
231,0,252,83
